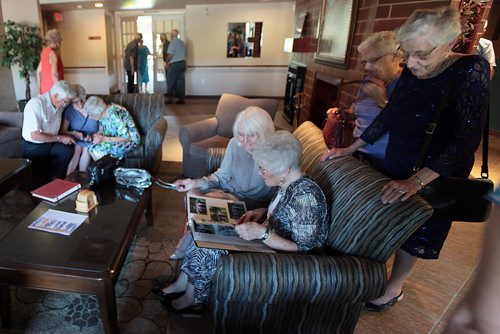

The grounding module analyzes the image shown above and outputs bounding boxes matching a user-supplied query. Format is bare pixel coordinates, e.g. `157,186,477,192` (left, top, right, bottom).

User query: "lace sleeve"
426,56,490,177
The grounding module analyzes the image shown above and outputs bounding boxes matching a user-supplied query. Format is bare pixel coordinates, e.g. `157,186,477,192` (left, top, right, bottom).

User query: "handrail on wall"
64,66,106,70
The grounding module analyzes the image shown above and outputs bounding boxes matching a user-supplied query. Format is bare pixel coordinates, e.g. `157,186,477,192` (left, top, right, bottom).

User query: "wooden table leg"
96,279,119,334
145,187,153,226
0,284,11,328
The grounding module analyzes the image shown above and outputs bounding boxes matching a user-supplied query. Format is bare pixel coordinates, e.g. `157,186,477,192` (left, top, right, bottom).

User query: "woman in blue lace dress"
83,96,140,160
322,7,489,311
159,131,328,314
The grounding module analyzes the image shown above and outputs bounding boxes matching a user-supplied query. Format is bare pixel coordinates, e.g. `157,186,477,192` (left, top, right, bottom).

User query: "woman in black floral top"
159,131,328,314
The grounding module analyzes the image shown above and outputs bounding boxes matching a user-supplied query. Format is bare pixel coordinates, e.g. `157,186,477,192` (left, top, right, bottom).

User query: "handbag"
322,108,354,149
413,79,493,222
87,155,122,185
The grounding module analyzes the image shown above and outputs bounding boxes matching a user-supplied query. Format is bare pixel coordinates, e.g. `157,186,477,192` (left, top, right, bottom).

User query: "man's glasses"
359,53,390,66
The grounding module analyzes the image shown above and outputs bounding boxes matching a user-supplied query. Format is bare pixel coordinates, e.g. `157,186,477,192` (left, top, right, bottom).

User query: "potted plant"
0,20,42,111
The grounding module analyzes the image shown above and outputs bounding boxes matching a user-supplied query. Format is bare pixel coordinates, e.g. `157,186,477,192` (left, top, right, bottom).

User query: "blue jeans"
167,60,185,102
22,139,73,187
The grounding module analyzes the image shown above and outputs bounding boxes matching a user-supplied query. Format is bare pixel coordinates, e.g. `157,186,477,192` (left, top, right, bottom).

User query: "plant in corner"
0,20,42,109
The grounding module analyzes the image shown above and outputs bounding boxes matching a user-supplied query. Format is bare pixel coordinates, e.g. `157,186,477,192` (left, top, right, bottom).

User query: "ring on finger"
398,189,406,194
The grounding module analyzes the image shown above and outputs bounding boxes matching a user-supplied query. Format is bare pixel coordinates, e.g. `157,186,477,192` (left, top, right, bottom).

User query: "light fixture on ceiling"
95,3,104,8
77,5,83,9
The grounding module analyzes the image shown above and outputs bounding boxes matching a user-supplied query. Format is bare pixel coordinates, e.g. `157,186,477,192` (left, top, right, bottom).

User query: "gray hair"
49,80,76,100
358,31,401,57
396,7,461,47
83,96,107,119
232,106,275,139
45,29,62,45
251,130,303,175
72,84,86,101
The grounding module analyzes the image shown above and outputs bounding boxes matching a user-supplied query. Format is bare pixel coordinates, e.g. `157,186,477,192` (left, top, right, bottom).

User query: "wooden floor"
161,97,498,334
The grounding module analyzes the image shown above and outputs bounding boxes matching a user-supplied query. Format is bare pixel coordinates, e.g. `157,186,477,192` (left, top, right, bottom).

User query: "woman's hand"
237,208,267,225
72,131,84,140
363,82,388,109
173,178,199,192
92,134,105,144
320,147,353,162
235,222,266,241
381,179,421,204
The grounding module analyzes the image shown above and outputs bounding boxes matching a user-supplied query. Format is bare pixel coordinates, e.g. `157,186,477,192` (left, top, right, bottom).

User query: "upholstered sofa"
179,93,279,178
0,111,23,158
98,93,167,175
209,121,433,333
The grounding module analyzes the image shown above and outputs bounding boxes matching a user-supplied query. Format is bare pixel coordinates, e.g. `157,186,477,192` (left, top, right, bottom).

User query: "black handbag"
87,155,122,185
413,80,493,223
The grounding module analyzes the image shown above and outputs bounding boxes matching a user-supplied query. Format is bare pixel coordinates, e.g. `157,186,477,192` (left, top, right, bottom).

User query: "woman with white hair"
83,96,140,160
60,84,98,174
37,29,64,95
158,130,328,315
156,106,276,264
323,7,490,311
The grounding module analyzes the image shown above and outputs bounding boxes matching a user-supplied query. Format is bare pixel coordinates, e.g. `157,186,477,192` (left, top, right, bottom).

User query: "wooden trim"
187,65,288,69
64,66,106,70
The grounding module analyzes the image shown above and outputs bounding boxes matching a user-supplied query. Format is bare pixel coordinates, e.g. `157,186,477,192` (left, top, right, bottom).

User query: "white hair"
83,96,107,119
232,106,275,139
72,84,86,101
49,80,75,100
358,31,402,57
396,7,461,47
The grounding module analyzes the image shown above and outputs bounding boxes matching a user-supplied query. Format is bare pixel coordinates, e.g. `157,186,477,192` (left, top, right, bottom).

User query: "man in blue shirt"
165,29,186,104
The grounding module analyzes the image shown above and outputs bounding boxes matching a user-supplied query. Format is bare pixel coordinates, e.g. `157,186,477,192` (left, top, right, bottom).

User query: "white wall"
54,9,112,94
1,0,41,101
185,2,294,96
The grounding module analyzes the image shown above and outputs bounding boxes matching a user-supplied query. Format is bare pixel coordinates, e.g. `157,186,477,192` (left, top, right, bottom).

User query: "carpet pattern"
0,162,209,333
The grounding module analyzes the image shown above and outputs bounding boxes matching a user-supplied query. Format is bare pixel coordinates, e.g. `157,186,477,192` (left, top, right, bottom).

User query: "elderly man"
165,29,186,104
124,33,143,93
21,80,76,187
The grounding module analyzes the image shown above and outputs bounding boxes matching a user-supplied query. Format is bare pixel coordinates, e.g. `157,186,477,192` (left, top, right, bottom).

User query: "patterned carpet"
0,162,209,333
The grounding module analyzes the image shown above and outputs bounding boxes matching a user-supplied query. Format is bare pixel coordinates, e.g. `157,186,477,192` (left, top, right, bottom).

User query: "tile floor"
161,97,498,334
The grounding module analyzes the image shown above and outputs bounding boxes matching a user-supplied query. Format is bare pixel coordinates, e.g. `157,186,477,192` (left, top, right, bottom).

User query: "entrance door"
121,16,138,93
152,15,184,94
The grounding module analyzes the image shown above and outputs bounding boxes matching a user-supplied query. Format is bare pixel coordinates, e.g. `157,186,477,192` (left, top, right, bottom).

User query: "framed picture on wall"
315,0,358,68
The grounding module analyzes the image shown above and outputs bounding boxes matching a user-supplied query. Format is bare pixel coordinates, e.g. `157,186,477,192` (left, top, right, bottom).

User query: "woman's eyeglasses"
399,45,438,60
258,165,270,174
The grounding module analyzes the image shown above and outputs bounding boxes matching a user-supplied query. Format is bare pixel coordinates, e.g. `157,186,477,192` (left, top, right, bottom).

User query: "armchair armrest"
144,117,168,175
179,117,218,148
0,111,23,128
212,252,385,305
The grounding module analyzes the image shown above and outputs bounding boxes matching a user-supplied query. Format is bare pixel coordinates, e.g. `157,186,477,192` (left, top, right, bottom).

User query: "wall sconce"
284,38,294,53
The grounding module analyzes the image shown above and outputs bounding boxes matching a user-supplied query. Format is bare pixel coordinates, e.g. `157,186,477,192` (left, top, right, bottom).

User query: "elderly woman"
37,29,64,95
162,106,276,261
60,84,98,174
83,96,140,160
324,31,403,166
322,7,489,311
159,131,328,314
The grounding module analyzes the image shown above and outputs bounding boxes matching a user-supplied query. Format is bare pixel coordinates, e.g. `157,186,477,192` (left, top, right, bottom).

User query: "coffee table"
0,158,31,198
0,179,152,333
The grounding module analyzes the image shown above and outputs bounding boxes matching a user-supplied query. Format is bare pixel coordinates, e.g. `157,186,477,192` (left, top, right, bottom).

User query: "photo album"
186,190,274,253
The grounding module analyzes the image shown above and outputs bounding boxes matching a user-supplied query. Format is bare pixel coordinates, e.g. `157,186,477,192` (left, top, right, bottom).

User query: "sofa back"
293,121,433,263
215,94,279,138
97,93,164,135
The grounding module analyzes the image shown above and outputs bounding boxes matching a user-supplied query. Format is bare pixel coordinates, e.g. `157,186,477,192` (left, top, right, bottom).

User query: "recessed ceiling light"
77,5,83,9
95,3,104,8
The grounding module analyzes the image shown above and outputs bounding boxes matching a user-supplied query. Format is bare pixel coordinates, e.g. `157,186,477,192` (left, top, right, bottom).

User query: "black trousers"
126,70,135,93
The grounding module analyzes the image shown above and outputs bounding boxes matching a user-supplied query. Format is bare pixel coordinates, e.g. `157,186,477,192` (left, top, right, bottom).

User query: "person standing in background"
165,29,186,104
124,33,143,93
476,21,496,80
138,40,153,93
160,33,170,96
37,29,64,95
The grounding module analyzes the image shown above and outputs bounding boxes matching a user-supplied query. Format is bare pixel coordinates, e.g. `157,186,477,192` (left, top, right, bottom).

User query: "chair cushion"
191,135,231,152
0,125,21,143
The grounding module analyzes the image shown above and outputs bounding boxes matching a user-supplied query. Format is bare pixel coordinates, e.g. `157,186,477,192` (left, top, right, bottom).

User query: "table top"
0,158,31,185
0,179,147,275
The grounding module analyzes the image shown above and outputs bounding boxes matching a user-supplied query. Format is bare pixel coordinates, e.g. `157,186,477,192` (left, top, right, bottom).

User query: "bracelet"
260,227,270,242
413,175,425,189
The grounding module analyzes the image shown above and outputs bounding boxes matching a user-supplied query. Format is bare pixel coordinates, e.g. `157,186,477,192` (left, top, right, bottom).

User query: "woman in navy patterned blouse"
322,7,490,311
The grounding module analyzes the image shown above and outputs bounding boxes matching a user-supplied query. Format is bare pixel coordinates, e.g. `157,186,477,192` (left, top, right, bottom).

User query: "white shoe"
169,252,185,260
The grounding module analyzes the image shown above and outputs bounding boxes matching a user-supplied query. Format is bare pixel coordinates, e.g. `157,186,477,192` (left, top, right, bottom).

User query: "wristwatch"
260,227,270,241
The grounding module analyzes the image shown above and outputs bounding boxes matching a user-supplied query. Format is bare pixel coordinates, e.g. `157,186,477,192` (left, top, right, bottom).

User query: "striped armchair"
209,121,433,333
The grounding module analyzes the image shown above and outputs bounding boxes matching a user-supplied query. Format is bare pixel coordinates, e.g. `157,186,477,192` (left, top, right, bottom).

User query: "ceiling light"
95,3,104,8
77,5,83,9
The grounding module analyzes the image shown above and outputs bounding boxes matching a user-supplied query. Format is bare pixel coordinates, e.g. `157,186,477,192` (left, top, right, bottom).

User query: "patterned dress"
88,104,140,160
180,176,328,304
360,55,490,259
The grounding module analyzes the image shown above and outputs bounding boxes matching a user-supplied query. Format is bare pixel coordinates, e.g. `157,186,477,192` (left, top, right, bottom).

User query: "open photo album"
186,190,274,253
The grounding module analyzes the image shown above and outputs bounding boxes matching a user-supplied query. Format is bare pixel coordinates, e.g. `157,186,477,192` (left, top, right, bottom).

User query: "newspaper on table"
187,190,275,253
28,209,87,236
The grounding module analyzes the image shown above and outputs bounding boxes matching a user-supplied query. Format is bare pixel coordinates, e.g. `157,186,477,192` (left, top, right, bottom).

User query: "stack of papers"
28,209,87,236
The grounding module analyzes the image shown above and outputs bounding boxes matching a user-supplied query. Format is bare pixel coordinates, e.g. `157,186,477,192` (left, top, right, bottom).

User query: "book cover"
28,209,88,236
31,179,81,203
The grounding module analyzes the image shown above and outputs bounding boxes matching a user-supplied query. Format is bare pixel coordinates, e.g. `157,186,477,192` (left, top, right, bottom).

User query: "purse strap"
413,77,489,179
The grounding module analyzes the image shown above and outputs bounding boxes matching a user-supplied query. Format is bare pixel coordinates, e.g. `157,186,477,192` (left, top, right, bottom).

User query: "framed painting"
315,0,358,68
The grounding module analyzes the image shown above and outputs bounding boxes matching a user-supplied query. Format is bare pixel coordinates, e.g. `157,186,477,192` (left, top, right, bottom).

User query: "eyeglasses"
359,53,390,66
258,165,270,174
399,45,439,60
